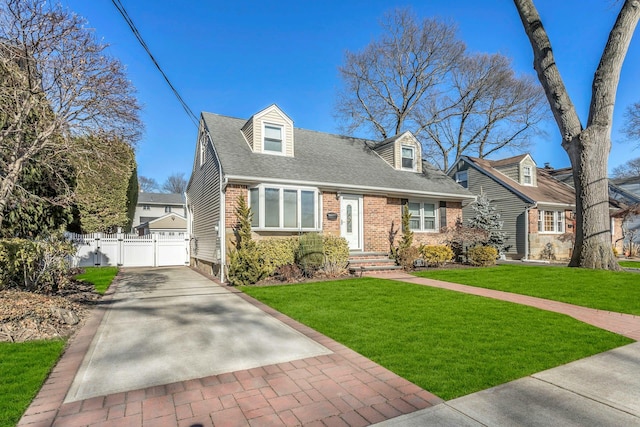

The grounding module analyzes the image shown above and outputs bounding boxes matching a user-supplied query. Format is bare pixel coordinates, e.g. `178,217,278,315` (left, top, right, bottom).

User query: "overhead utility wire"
111,0,200,128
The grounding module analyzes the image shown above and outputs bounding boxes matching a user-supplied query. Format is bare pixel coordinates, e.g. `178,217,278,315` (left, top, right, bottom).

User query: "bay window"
407,201,437,232
249,185,319,230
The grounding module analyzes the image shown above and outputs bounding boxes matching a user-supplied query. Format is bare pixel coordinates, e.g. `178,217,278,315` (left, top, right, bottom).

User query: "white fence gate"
67,233,190,268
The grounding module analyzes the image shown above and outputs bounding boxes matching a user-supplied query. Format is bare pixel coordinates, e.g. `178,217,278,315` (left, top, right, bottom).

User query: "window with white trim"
401,146,415,170
407,201,437,232
199,133,207,166
538,210,565,233
143,205,150,210
249,185,319,230
263,124,283,153
455,170,468,188
523,166,533,185
165,206,172,213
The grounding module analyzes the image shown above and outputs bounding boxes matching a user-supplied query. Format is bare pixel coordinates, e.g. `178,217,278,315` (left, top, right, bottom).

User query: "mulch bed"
0,281,102,343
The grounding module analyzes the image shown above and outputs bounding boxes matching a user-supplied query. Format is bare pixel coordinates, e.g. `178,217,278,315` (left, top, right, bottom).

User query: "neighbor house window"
401,146,415,170
523,166,532,185
165,206,172,213
143,205,150,210
249,185,319,229
538,210,565,233
407,201,437,232
263,124,283,153
455,170,468,188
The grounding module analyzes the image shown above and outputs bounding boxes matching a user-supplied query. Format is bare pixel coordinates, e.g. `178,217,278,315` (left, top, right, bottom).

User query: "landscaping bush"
420,245,454,267
297,233,325,276
256,237,298,276
322,235,349,276
226,246,267,286
0,233,76,293
468,245,498,267
275,264,303,282
397,246,421,271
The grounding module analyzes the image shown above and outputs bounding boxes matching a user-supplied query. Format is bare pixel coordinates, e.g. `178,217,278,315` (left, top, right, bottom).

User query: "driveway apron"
65,267,332,402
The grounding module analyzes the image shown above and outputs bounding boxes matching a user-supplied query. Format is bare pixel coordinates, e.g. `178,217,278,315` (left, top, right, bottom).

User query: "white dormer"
241,104,294,156
372,131,422,173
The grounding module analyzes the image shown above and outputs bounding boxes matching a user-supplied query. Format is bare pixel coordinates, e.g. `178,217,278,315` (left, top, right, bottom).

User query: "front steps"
348,251,402,276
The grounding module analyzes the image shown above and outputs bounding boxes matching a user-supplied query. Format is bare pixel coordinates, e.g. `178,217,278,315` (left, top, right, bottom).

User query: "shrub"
322,235,349,276
397,246,421,271
226,246,267,286
468,245,498,267
256,237,298,276
275,264,303,282
420,245,454,267
0,233,76,293
297,233,325,276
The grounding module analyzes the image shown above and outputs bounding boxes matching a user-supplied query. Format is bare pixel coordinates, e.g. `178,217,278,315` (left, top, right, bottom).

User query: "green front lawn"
0,340,66,427
619,260,640,269
242,278,631,400
414,264,640,315
74,266,118,294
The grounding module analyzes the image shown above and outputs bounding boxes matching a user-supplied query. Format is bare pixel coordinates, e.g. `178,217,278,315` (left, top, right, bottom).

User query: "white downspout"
220,176,228,283
524,203,537,261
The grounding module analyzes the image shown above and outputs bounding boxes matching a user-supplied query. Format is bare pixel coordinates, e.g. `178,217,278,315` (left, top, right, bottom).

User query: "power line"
110,0,199,128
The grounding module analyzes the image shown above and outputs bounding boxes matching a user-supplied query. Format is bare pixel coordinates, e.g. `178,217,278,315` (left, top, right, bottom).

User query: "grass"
241,278,631,400
74,266,118,294
414,264,640,316
619,260,640,268
0,340,66,427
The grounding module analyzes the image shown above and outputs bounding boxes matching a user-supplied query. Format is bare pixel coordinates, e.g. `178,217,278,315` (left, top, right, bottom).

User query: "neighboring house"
611,176,640,249
449,154,586,261
131,192,186,233
186,104,473,281
135,212,187,236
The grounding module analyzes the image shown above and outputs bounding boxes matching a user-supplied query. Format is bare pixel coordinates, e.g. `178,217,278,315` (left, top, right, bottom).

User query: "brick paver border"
18,269,443,427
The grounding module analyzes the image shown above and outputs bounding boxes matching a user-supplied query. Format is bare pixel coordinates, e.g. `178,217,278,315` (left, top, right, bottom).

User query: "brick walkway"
378,272,640,341
18,275,442,427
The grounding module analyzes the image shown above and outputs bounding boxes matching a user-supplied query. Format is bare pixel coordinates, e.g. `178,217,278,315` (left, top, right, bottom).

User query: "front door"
340,195,362,250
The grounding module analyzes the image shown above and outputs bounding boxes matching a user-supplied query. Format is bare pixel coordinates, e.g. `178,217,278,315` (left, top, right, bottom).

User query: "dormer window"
523,166,532,185
264,124,283,153
455,170,468,188
401,146,415,170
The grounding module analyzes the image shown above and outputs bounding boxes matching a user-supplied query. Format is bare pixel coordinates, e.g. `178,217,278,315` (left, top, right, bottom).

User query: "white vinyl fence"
66,233,190,268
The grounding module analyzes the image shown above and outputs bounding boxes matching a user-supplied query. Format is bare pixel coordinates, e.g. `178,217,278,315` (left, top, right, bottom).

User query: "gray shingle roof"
202,112,471,199
138,192,185,205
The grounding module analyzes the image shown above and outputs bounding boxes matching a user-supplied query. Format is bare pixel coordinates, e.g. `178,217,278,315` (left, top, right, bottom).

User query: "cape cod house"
448,154,624,261
186,105,473,281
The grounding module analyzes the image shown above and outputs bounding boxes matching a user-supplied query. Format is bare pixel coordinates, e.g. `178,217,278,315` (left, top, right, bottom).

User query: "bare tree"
612,157,640,179
139,176,159,192
624,101,640,139
0,0,142,229
335,8,546,170
161,172,187,194
513,0,639,270
419,53,547,169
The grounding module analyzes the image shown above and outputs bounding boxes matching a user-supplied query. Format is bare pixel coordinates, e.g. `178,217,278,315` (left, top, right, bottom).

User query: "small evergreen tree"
226,194,266,286
399,204,414,251
467,192,508,256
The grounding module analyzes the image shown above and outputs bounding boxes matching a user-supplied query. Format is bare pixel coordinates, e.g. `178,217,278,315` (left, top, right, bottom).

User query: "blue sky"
61,0,640,183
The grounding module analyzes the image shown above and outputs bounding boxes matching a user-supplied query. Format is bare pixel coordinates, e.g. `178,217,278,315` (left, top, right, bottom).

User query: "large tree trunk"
564,128,618,269
514,0,639,270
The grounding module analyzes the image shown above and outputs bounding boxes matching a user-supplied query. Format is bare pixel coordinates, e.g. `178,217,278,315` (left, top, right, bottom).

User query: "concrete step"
349,264,403,276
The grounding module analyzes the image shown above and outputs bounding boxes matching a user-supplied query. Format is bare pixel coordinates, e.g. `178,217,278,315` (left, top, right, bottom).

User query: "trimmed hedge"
322,235,349,276
420,245,454,267
256,237,298,276
468,246,498,267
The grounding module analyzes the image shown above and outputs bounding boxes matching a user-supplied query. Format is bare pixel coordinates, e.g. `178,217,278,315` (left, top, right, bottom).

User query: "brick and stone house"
448,154,624,261
186,104,472,281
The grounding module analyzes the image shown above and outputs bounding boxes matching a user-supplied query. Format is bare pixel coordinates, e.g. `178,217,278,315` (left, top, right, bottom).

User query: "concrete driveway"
65,267,331,402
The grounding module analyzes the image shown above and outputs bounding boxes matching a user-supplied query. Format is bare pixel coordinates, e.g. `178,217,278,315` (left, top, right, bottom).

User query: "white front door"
340,195,362,250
